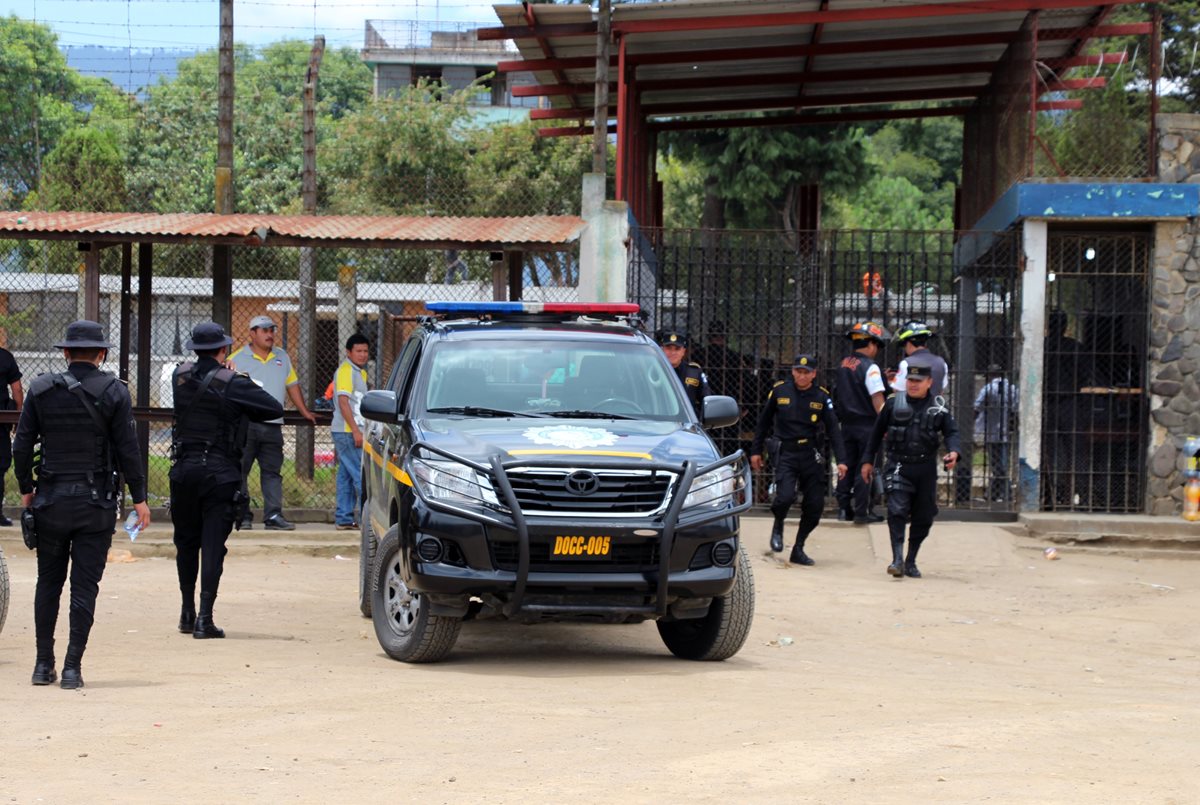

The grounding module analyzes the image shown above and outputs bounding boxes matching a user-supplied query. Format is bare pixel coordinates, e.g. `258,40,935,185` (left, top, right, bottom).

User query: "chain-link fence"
0,238,579,515
628,227,1022,515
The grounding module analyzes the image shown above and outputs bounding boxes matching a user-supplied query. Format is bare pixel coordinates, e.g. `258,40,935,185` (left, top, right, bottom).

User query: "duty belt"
780,438,813,451
892,453,934,463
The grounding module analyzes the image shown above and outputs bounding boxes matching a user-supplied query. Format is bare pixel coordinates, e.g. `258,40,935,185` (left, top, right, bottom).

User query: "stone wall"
1147,114,1200,514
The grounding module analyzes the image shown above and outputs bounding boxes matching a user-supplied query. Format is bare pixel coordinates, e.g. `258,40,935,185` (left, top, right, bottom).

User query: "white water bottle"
123,510,142,541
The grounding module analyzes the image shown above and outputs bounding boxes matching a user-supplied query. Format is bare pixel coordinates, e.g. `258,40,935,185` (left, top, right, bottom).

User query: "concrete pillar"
338,262,358,347
1017,219,1048,511
577,172,630,303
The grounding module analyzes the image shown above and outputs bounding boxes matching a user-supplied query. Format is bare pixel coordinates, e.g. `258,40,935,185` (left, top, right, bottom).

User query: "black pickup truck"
357,302,754,663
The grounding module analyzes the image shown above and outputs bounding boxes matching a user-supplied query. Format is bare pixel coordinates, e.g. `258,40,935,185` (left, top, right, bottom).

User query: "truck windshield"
420,339,692,421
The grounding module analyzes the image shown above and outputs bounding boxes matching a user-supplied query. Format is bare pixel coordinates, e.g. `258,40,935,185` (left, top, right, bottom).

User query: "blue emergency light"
426,301,639,316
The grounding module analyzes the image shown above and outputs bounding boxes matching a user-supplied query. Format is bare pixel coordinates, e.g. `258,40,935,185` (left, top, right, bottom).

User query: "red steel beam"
796,0,830,99
1040,77,1107,92
538,124,616,137
496,23,1150,74
477,21,597,41
615,34,628,201
612,0,1144,35
523,3,577,108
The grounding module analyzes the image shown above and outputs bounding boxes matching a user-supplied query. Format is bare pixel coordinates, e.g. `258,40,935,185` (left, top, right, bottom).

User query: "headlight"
411,459,499,507
682,464,737,511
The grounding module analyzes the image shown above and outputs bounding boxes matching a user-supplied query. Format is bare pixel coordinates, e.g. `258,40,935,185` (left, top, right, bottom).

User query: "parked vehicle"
358,301,754,663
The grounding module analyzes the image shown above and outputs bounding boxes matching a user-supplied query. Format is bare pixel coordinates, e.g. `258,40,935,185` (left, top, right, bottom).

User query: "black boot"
193,593,225,639
60,667,84,690
836,507,854,522
769,517,785,553
31,660,57,686
789,531,815,566
887,534,905,578
179,587,196,633
905,538,924,578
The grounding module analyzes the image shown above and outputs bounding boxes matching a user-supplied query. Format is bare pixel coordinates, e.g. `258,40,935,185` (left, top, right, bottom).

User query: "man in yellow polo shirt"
330,334,370,530
228,315,317,530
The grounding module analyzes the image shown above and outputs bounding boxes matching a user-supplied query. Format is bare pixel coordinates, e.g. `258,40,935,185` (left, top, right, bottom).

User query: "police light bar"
426,301,639,316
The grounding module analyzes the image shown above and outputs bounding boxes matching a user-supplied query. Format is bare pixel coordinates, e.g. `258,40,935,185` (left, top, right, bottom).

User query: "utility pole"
592,0,611,175
297,35,325,482
213,0,235,332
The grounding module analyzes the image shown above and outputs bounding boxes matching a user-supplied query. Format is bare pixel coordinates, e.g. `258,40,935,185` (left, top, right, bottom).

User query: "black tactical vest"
834,353,879,423
886,395,947,462
29,371,117,484
172,362,241,462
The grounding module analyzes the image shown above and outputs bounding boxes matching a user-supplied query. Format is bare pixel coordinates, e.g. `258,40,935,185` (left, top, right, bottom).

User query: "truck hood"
415,416,719,468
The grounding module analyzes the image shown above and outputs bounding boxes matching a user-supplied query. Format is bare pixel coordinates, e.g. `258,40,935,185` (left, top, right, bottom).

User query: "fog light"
417,537,444,563
711,541,735,567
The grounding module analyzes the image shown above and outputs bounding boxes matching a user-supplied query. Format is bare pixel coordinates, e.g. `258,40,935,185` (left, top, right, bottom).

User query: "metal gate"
627,227,1022,514
1041,228,1152,513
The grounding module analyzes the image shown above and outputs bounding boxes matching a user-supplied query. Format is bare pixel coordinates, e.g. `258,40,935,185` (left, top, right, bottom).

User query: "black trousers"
771,446,826,541
883,460,939,547
171,468,239,603
835,421,875,516
33,494,116,666
0,424,11,503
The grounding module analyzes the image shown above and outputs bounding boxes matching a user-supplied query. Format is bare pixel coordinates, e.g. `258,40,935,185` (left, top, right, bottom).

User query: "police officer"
658,329,712,418
171,322,283,638
834,321,889,524
14,320,150,689
750,354,847,565
862,364,961,579
891,321,949,395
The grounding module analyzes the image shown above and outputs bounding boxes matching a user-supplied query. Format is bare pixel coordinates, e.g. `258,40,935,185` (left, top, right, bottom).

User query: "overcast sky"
6,0,502,50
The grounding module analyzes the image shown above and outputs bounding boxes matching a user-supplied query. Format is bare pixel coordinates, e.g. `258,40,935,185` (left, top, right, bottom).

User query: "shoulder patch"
772,380,786,388
688,361,702,368
819,386,830,394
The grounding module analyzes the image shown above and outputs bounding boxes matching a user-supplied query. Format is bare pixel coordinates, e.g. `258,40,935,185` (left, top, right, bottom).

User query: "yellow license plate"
551,535,612,558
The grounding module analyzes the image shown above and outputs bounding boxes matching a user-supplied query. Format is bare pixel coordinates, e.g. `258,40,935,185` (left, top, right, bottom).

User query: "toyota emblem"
565,470,600,496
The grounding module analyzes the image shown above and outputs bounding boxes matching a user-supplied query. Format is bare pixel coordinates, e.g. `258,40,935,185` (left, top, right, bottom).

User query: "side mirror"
360,389,400,423
702,395,740,429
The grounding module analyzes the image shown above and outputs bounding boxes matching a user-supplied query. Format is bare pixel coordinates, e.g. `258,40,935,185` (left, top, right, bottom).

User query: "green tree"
0,16,85,205
37,126,127,211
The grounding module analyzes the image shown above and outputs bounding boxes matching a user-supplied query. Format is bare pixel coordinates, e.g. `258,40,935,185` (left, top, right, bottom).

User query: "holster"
21,507,37,551
231,489,250,531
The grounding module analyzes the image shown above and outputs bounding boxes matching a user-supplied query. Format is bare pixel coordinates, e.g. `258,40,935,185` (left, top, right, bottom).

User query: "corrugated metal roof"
491,0,1122,126
0,211,586,249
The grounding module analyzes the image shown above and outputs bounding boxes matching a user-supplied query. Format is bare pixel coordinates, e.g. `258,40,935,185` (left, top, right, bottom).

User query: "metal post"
119,243,132,382
216,0,235,215
1148,3,1161,179
297,35,324,483
83,245,100,322
592,0,611,175
213,246,232,332
137,243,153,466
508,251,524,301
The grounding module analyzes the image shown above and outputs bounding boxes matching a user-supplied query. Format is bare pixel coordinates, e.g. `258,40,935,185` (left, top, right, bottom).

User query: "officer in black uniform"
170,322,283,638
14,320,150,690
750,354,847,565
862,363,961,579
834,321,889,524
658,329,712,418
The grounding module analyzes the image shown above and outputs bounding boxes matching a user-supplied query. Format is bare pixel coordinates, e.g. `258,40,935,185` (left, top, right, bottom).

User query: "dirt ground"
0,518,1197,804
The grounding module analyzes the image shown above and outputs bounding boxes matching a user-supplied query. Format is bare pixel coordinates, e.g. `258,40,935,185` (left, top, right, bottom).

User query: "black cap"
659,329,688,347
53,320,113,349
791,353,817,370
184,321,234,351
906,364,933,379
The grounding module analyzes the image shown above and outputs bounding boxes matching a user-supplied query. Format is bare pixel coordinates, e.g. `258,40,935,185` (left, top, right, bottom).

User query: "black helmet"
895,320,933,344
845,320,891,344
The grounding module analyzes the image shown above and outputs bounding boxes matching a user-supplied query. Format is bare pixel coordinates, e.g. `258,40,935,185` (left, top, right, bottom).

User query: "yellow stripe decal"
364,441,412,486
508,449,653,460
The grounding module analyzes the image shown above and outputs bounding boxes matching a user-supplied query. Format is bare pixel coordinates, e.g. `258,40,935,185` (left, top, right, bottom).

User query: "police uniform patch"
777,397,790,405
685,377,699,387
809,402,823,410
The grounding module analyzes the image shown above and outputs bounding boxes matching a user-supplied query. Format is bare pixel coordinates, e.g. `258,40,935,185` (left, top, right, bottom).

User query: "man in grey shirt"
227,315,317,530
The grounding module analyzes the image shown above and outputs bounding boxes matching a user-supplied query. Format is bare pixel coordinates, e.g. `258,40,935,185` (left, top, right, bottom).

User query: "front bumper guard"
404,442,752,618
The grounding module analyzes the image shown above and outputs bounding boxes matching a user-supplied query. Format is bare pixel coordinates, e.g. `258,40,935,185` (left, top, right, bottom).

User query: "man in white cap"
227,315,317,530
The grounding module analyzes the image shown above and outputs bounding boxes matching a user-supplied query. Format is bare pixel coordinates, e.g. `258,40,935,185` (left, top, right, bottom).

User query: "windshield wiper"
426,406,547,418
547,409,637,420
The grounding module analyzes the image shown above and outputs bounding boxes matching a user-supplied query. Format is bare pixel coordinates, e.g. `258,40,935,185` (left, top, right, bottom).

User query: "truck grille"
491,540,660,572
502,468,672,515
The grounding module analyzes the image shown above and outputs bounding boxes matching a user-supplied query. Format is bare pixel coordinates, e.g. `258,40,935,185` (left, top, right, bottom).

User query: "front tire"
657,544,755,661
371,526,461,663
357,515,377,618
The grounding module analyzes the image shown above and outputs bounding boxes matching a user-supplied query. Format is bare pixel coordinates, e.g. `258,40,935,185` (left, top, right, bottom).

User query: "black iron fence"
1041,228,1152,513
628,227,1022,514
